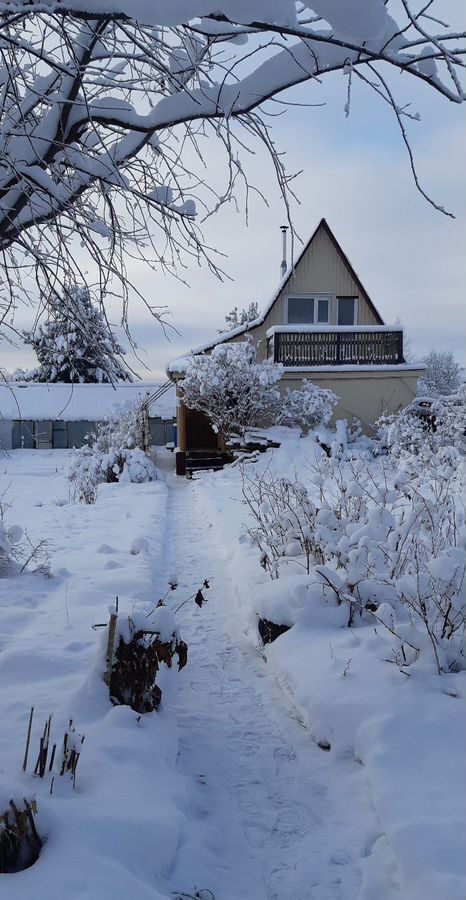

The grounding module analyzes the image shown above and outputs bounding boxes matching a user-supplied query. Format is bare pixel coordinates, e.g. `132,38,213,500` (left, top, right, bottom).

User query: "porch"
266,326,404,367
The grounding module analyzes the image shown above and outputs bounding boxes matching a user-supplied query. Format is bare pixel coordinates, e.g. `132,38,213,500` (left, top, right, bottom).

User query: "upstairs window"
317,297,329,323
287,295,330,325
287,296,314,324
337,297,357,326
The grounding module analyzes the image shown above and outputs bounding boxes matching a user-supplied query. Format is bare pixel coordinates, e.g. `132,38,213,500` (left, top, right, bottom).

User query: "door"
185,407,218,450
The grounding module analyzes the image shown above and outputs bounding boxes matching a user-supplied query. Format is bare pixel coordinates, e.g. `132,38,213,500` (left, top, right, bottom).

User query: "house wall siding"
280,368,424,430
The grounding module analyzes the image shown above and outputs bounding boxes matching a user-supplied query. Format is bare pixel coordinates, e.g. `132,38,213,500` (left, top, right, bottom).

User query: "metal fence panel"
34,420,53,449
67,420,95,448
12,420,35,449
52,420,68,449
149,417,176,445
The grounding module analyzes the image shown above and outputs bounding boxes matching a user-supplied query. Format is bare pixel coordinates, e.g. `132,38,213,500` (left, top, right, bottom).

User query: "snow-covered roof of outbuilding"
0,381,176,422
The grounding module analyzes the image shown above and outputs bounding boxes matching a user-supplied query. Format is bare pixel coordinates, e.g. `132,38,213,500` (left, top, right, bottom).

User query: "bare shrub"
241,466,325,578
0,492,50,576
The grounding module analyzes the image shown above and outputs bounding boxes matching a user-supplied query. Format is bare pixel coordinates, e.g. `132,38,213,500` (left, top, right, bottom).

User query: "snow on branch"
0,1,464,328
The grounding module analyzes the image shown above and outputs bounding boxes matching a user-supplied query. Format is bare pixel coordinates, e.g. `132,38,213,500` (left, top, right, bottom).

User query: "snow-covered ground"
0,443,464,899
193,431,466,900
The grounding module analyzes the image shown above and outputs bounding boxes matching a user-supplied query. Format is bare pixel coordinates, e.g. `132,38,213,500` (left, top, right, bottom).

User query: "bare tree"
419,350,463,397
0,1,464,338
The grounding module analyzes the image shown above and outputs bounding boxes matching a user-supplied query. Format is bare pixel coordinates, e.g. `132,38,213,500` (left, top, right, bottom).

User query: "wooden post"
175,451,187,476
396,330,404,363
22,707,34,773
104,613,118,686
177,395,187,452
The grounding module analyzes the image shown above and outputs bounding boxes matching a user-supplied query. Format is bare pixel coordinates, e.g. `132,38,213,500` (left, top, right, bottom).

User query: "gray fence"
11,417,176,450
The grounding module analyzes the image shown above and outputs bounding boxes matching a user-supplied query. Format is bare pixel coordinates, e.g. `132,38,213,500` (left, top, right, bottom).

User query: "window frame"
336,296,358,327
285,293,331,326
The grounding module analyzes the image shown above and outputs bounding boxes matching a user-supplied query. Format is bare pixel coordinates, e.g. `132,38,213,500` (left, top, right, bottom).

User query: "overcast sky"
3,32,465,382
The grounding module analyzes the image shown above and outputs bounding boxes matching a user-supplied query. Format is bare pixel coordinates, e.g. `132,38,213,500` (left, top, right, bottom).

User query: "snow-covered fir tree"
22,286,132,384
418,350,462,397
222,303,259,332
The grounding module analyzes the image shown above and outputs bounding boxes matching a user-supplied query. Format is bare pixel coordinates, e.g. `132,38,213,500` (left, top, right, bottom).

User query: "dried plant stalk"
22,707,34,773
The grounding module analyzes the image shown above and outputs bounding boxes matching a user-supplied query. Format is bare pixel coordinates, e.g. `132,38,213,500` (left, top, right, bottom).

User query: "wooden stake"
22,707,34,773
48,743,56,772
104,612,118,686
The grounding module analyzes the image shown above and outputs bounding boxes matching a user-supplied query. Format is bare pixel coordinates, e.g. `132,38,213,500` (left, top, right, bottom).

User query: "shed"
0,381,176,451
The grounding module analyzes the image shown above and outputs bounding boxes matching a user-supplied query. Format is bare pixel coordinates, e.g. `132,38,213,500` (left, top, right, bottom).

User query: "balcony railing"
266,326,404,367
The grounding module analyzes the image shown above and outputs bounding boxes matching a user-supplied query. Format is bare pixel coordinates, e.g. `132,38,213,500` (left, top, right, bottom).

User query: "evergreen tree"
23,286,132,384
222,302,259,333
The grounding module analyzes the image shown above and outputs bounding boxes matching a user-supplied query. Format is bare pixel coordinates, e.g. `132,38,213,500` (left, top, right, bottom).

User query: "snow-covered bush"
277,379,337,433
243,443,465,674
21,285,132,384
418,350,462,397
378,391,466,458
108,607,188,713
241,468,325,579
68,401,156,503
180,342,283,439
104,579,208,711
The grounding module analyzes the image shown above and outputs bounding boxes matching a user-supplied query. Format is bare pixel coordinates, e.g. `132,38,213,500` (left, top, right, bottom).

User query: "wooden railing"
267,329,404,367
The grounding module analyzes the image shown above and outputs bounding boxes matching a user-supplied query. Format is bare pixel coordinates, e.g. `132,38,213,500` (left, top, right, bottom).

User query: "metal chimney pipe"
280,225,288,278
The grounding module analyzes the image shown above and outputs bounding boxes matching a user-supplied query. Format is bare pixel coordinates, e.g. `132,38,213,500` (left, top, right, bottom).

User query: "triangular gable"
316,219,384,324
178,217,384,357
255,217,384,328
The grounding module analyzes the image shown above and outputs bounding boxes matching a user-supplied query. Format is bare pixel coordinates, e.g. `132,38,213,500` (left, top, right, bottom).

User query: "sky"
2,17,465,382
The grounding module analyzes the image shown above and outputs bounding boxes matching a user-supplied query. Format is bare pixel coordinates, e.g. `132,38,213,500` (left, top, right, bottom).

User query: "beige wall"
280,368,424,431
174,367,423,438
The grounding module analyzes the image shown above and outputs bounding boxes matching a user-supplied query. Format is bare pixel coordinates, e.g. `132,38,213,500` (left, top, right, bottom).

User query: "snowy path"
154,462,400,900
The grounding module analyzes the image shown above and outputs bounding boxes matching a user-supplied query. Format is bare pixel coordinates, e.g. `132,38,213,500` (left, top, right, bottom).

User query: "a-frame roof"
177,218,384,358
293,218,384,324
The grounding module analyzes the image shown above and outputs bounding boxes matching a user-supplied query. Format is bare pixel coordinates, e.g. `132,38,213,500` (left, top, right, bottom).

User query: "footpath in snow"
153,455,402,900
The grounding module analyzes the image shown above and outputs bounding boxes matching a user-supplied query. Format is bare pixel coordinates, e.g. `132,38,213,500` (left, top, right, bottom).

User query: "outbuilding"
0,381,175,451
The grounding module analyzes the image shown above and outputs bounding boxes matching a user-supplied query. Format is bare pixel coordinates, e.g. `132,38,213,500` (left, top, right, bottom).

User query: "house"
167,218,425,454
0,381,176,450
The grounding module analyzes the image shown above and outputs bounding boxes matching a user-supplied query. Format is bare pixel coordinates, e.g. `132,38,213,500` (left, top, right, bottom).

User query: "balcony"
266,326,404,367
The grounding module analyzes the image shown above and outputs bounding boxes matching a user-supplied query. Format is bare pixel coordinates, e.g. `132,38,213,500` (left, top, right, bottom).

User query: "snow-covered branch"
0,1,464,326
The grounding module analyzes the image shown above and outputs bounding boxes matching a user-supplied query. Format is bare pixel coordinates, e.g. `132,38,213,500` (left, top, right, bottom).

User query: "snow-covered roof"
266,325,403,337
0,382,176,421
167,218,386,374
166,341,253,376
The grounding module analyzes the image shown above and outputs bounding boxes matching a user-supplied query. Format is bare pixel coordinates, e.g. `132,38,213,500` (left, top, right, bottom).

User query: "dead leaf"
195,590,206,608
